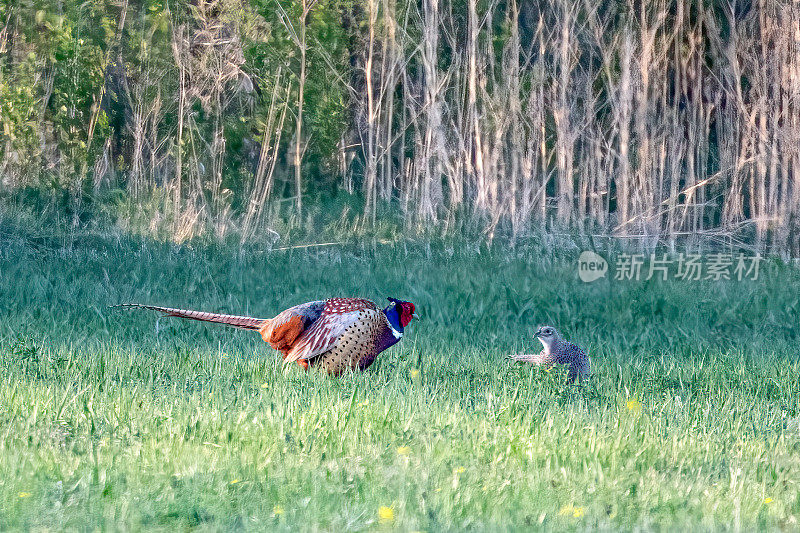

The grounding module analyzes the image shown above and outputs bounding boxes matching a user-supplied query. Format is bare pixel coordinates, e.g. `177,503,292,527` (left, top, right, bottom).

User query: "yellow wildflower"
410,369,420,378
626,398,642,414
358,399,370,407
273,505,284,516
559,504,585,518
230,479,240,485
18,492,31,498
397,446,411,456
764,497,773,504
378,505,395,524
453,467,465,474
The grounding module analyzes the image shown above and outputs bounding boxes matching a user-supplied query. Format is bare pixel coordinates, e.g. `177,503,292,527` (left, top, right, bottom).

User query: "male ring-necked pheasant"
508,326,590,383
116,297,418,375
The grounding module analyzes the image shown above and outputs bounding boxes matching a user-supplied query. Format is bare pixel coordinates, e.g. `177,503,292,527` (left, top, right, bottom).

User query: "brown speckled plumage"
115,297,412,375
316,308,384,374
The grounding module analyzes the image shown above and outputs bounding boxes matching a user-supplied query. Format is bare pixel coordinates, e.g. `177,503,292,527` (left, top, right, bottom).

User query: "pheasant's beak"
412,313,420,321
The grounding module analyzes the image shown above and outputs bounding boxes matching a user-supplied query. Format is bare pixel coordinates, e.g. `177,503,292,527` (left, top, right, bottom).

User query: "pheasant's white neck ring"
390,325,403,339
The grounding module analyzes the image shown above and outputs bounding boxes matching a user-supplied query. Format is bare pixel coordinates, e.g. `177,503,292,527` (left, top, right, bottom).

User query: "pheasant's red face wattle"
399,302,416,327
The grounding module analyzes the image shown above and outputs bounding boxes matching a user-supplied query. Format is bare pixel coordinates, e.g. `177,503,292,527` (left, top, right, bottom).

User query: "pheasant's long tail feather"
112,304,267,330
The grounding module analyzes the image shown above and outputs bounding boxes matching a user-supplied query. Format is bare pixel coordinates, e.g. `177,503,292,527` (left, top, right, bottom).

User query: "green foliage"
1,211,799,529
0,0,116,187
0,68,39,171
246,0,351,181
1,0,353,202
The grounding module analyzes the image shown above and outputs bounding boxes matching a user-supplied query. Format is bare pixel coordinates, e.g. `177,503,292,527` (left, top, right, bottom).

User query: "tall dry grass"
1,0,799,252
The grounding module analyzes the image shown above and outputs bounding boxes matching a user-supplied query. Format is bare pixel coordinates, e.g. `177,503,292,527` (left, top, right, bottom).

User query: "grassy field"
1,214,800,531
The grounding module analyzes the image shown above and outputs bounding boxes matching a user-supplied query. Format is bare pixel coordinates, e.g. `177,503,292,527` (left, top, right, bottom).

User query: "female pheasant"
508,326,590,383
116,297,418,375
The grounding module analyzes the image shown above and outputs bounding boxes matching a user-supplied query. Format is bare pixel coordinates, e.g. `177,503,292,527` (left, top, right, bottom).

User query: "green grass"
1,216,800,531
